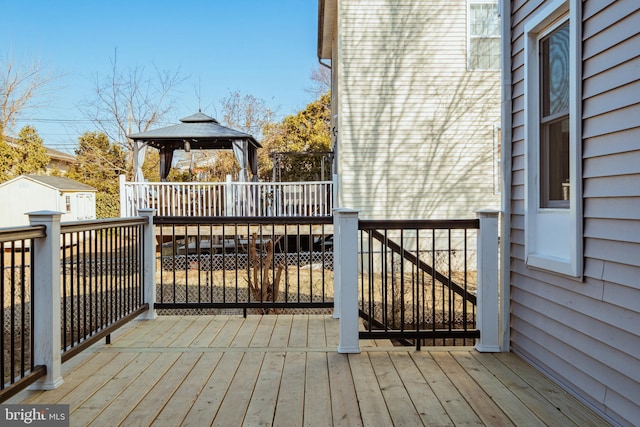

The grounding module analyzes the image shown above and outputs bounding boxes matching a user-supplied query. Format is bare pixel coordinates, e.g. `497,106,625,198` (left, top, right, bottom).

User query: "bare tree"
0,56,59,138
306,64,331,97
220,90,275,138
83,52,186,176
203,90,275,181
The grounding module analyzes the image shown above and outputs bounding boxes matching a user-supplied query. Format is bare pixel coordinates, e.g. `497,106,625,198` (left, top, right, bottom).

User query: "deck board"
149,316,195,347
269,314,293,347
180,351,242,426
88,352,180,427
70,353,161,425
151,351,223,426
169,315,211,347
349,353,394,427
303,352,332,427
468,352,570,427
272,352,306,427
210,316,244,347
452,351,544,427
120,352,201,426
388,352,453,426
288,315,309,347
326,352,363,427
431,351,515,427
492,353,610,427
250,315,277,347
244,351,285,426
9,315,612,426
230,315,261,347
410,351,484,426
369,352,425,426
23,352,121,405
307,315,328,348
211,352,264,427
189,315,229,347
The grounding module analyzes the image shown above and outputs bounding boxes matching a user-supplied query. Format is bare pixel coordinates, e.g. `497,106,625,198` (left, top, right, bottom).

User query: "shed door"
76,194,94,220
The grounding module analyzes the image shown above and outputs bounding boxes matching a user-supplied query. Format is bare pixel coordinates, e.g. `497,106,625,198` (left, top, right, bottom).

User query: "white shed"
0,175,97,228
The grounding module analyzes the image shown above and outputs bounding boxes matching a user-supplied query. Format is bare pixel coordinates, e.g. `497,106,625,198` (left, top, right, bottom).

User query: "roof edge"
0,174,98,192
318,0,337,59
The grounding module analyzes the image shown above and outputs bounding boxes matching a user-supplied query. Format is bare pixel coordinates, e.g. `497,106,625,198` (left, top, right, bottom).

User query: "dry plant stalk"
247,233,284,314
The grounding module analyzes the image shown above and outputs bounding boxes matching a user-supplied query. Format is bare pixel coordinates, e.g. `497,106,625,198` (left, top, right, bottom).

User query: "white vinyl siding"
509,0,640,425
0,179,60,227
0,177,97,227
336,0,500,220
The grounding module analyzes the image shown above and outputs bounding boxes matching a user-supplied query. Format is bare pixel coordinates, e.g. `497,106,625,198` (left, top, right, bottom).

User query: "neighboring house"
44,146,76,174
4,136,76,175
173,149,219,180
0,175,96,228
318,0,502,220
502,0,639,425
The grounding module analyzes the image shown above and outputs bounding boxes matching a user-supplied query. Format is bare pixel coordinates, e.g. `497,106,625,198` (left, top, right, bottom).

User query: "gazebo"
128,112,261,182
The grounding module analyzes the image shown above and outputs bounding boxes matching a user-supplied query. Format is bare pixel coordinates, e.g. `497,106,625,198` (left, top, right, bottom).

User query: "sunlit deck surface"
11,315,609,426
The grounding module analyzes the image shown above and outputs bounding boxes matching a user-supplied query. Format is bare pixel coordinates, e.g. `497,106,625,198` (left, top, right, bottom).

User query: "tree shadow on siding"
339,0,501,219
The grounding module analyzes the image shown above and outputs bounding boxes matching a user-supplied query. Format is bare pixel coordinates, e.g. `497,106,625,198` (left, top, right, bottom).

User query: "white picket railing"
119,175,334,217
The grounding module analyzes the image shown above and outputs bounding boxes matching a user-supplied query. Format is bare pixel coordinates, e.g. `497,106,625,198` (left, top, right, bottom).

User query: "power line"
13,118,95,124
14,117,176,125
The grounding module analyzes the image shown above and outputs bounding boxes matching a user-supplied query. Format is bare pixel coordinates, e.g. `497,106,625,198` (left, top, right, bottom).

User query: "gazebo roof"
128,112,261,182
128,112,261,150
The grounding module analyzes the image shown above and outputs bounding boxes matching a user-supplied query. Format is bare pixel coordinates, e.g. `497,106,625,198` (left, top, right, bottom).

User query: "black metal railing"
154,216,334,314
60,218,148,361
0,225,47,400
357,219,480,348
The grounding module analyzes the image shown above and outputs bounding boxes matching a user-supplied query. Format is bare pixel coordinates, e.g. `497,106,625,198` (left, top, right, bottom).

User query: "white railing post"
334,208,360,354
28,211,64,390
119,174,127,217
332,210,342,319
225,175,234,216
475,209,501,352
138,208,157,320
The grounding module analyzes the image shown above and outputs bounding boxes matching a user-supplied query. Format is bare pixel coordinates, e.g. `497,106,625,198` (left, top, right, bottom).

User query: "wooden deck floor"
10,315,610,426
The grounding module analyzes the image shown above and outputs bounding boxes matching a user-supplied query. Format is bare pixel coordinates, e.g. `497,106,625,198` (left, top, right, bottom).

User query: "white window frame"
524,0,582,278
467,0,501,70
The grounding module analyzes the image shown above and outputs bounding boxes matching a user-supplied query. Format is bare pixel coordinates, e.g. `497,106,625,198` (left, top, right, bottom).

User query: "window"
540,22,570,208
468,1,500,70
65,195,72,213
524,0,582,278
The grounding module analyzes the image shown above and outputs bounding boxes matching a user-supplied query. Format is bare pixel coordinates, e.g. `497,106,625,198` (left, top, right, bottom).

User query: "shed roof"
1,175,97,192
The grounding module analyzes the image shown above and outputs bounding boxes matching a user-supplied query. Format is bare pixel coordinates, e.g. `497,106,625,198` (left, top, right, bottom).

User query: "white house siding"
509,1,640,425
335,0,501,220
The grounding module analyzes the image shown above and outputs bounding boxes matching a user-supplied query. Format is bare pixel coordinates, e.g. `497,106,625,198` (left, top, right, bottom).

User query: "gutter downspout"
499,0,513,352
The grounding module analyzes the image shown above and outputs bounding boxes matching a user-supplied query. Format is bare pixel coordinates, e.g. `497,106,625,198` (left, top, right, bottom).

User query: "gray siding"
336,0,501,220
509,1,640,425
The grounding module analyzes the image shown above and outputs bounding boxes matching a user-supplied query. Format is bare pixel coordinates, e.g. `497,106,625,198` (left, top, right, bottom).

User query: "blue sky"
1,1,321,152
